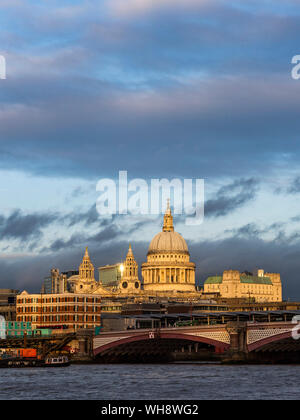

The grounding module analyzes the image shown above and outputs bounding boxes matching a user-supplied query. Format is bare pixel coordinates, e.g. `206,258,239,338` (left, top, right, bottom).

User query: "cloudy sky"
0,0,300,298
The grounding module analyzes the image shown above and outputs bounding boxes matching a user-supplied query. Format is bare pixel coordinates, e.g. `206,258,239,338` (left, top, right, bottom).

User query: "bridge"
2,321,300,363
93,321,300,363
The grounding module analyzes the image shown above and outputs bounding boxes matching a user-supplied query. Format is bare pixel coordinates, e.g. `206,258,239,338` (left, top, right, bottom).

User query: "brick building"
16,291,101,331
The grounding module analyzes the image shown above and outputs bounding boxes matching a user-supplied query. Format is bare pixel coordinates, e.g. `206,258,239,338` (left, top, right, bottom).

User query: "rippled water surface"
0,364,299,400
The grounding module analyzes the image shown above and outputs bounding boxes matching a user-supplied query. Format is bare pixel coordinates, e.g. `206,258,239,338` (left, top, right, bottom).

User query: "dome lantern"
163,199,174,232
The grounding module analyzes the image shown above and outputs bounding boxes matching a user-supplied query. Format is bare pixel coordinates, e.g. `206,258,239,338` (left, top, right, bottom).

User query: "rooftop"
204,276,223,285
205,274,273,285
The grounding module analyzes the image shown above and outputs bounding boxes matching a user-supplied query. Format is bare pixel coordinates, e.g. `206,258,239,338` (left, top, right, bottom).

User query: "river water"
0,363,299,400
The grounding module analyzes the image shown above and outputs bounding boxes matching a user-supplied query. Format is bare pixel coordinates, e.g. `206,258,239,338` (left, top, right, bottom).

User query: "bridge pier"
223,322,248,363
73,329,95,363
226,322,247,352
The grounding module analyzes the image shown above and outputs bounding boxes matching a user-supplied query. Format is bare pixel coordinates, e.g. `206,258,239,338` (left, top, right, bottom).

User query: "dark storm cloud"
227,223,264,238
85,4,300,78
41,213,158,254
63,205,104,227
205,178,259,218
1,75,299,180
0,210,57,241
288,177,300,194
273,176,300,195
291,215,300,223
62,204,157,232
0,206,106,248
46,233,87,254
0,205,157,254
226,221,287,239
89,225,120,243
0,1,299,180
42,226,120,254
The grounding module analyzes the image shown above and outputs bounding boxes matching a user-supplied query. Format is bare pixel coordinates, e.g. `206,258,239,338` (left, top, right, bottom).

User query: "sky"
0,0,300,298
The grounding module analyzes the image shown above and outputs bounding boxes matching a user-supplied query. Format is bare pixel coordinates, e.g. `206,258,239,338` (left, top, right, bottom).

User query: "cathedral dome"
142,201,196,293
148,231,189,255
147,201,189,255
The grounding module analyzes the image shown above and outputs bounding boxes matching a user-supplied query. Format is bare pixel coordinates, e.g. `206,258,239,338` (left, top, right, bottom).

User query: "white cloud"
108,0,210,17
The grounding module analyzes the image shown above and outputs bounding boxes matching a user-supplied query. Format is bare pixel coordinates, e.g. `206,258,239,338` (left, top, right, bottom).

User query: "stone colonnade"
143,267,195,285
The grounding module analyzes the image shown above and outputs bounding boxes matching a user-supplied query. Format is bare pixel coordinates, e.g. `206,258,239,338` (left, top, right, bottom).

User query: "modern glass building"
98,264,122,288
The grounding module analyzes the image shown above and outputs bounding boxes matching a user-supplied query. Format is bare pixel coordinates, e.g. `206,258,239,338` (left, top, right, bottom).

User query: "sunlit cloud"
108,0,210,17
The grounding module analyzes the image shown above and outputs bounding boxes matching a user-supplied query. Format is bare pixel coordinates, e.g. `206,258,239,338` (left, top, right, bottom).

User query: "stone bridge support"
74,329,94,362
225,322,248,363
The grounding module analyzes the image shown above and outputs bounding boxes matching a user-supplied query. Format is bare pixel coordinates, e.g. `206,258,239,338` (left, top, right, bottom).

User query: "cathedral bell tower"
69,247,98,293
79,247,95,281
120,245,141,293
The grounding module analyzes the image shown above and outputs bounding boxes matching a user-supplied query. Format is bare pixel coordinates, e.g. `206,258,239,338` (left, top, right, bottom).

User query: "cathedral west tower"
119,245,141,293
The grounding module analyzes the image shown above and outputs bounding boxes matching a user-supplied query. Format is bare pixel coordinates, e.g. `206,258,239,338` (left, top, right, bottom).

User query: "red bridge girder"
248,330,294,352
94,331,230,356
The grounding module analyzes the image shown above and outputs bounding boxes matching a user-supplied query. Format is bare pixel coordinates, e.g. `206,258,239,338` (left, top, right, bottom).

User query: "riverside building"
204,269,282,303
16,292,101,331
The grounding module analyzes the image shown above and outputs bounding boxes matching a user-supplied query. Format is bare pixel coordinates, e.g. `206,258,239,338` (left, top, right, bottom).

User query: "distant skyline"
0,0,300,299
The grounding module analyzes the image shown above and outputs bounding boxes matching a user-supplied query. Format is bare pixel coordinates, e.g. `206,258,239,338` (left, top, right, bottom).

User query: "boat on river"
44,356,70,367
0,355,70,368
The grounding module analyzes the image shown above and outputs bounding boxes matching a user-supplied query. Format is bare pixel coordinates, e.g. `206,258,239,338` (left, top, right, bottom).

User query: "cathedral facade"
141,203,196,293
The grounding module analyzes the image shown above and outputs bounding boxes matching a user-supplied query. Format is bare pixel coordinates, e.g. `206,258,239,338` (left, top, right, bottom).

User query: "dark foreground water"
0,363,299,400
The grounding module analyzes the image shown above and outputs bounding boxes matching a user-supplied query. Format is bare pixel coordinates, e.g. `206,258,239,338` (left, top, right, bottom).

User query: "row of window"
151,254,187,259
101,306,122,311
207,285,275,294
17,315,100,322
17,296,101,304
17,306,101,313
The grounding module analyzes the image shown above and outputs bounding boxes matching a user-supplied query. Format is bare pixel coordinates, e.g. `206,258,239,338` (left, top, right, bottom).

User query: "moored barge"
0,356,70,368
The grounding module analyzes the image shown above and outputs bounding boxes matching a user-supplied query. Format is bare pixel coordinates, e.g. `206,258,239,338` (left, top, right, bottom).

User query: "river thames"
0,363,299,400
